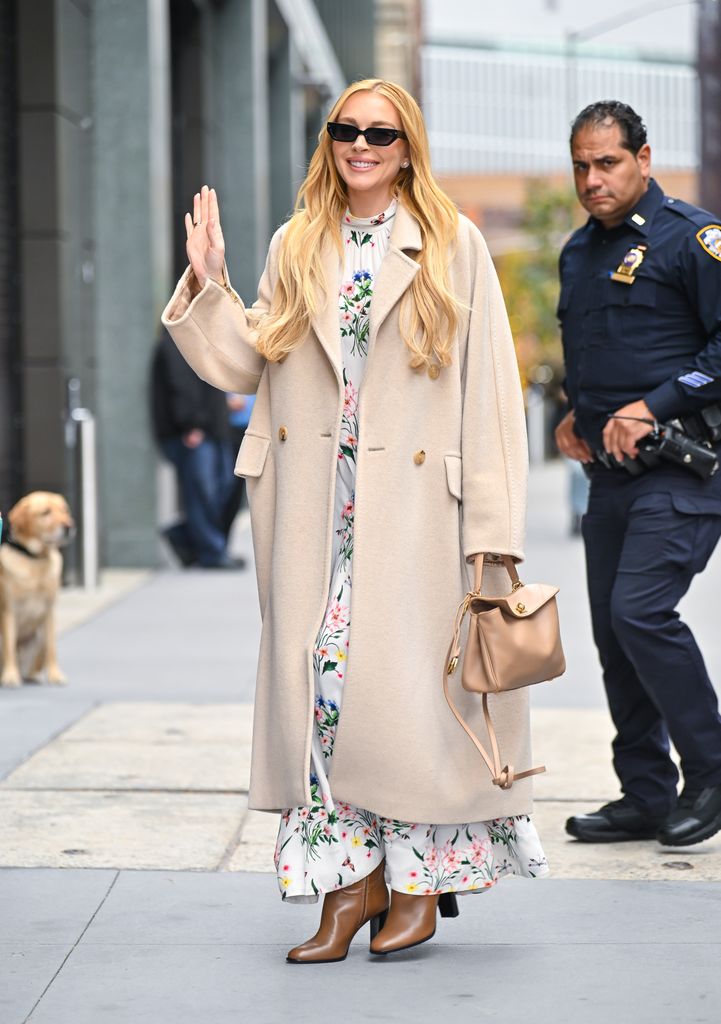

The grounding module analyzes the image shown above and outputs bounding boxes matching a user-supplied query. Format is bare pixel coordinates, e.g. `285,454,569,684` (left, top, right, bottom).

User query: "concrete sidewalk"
1,462,720,1023
4,869,719,1024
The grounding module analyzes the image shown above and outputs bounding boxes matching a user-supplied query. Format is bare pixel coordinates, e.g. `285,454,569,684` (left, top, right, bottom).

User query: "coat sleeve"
460,224,528,563
160,227,284,395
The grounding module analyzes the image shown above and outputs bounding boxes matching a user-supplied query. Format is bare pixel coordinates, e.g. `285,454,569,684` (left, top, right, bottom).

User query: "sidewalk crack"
22,870,120,1023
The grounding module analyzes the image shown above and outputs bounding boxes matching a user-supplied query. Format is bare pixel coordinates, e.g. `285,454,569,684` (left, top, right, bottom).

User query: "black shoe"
201,555,247,570
565,797,665,843
160,525,197,567
657,785,721,847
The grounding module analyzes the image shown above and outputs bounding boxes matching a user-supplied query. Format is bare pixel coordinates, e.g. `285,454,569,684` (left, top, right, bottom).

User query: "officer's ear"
636,143,651,182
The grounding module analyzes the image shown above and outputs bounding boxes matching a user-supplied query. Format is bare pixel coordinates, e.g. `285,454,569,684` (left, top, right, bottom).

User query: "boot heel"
438,893,459,918
369,908,388,939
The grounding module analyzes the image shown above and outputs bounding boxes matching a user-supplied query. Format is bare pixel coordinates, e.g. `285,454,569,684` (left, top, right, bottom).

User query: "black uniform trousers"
582,467,721,817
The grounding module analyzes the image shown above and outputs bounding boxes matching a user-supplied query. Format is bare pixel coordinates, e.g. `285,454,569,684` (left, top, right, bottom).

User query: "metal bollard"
70,408,99,589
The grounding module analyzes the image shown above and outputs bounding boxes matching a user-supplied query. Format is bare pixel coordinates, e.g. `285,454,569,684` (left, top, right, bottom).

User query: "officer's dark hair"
570,101,648,155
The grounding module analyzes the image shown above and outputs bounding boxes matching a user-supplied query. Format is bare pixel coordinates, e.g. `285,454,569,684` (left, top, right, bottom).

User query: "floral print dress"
274,199,549,903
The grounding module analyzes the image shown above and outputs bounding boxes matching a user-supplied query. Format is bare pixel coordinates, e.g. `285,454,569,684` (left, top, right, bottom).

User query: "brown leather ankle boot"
286,860,389,964
369,890,458,955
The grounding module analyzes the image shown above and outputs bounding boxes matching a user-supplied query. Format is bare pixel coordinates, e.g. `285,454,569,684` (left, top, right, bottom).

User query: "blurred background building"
423,0,700,249
422,0,719,456
0,0,718,567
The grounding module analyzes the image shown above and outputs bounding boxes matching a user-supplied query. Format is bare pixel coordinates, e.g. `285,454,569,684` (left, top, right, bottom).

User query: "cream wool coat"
161,204,534,824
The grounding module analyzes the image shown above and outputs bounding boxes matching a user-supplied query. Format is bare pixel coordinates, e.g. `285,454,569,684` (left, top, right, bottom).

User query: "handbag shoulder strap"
444,554,545,790
442,660,546,789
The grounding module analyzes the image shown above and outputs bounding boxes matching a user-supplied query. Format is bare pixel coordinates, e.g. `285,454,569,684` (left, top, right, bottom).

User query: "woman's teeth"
349,160,377,168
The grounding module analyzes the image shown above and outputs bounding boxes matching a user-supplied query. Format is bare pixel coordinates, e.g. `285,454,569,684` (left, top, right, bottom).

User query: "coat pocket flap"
444,454,462,500
471,582,559,618
234,432,270,478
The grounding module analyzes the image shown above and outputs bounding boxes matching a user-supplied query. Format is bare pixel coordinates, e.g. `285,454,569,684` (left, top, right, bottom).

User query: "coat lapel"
309,204,422,377
309,236,343,380
369,203,422,346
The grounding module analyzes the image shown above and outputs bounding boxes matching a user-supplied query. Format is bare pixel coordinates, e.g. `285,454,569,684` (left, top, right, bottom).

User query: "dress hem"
279,856,550,903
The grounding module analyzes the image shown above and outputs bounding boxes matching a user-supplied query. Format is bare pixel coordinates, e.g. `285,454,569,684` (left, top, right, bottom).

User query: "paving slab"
2,873,718,1024
52,701,254,744
531,707,619,801
0,944,77,1024
19,940,720,1024
74,871,721,947
226,809,279,873
532,800,721,880
56,570,151,635
55,565,260,703
3,699,717,880
0,868,116,943
0,791,247,870
0,693,94,782
1,703,253,793
1,741,250,793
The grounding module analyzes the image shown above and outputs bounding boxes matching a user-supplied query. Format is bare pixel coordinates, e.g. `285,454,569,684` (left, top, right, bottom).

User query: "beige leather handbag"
443,554,566,790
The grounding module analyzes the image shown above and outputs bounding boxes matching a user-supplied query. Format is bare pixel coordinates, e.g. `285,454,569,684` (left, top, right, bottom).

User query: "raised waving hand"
184,185,225,289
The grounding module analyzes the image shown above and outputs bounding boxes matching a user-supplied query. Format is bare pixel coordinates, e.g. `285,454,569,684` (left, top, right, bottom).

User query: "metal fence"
422,45,698,174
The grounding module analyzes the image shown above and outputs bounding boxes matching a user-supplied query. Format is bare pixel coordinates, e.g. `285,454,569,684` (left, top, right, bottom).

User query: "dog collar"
4,538,44,559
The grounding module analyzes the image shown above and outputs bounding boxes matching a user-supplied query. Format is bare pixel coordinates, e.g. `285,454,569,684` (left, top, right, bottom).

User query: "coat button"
413,449,426,465
278,426,288,441
428,364,440,380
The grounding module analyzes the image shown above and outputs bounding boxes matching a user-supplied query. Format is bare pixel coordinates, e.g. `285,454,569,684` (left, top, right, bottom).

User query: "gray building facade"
0,0,369,568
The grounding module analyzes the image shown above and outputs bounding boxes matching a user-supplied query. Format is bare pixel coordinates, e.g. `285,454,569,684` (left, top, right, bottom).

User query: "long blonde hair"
254,79,460,370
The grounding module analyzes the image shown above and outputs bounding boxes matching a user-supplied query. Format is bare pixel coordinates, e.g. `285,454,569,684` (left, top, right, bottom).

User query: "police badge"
610,244,647,284
697,225,721,263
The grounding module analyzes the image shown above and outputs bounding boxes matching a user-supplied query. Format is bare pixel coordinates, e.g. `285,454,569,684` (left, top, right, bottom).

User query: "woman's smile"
347,158,380,171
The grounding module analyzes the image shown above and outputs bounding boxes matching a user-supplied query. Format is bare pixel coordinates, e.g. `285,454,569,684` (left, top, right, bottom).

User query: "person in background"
221,393,256,539
556,100,721,848
151,328,243,570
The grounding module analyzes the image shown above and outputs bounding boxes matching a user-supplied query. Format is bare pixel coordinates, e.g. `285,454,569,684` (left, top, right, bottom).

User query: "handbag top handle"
473,554,521,595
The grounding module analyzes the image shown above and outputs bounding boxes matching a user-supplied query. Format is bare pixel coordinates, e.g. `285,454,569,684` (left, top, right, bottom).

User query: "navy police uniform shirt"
558,178,721,453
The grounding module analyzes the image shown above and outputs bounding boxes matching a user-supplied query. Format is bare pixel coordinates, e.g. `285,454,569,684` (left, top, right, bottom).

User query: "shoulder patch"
696,224,721,263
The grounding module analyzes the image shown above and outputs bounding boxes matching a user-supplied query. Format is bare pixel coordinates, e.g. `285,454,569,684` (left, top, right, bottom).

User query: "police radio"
610,414,720,480
637,422,719,479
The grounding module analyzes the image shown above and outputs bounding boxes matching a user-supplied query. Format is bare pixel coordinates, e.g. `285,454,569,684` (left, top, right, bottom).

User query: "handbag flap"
470,582,559,618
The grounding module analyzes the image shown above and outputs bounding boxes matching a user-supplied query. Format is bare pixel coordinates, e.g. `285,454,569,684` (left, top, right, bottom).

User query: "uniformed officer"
555,100,721,847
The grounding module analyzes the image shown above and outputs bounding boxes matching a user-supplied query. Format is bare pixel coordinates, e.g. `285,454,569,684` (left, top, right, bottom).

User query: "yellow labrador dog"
0,492,75,687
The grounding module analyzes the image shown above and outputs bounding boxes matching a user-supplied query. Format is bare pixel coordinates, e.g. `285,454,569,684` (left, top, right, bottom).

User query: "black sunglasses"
326,121,408,147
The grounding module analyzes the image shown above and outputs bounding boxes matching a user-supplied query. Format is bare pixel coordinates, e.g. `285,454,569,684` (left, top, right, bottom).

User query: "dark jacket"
151,331,230,442
558,179,721,451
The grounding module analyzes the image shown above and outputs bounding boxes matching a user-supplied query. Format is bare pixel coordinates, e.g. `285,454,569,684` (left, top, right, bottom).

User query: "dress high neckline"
343,197,398,230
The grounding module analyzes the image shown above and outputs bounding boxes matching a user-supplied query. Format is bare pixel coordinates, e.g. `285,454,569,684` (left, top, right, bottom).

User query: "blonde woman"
162,79,548,963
